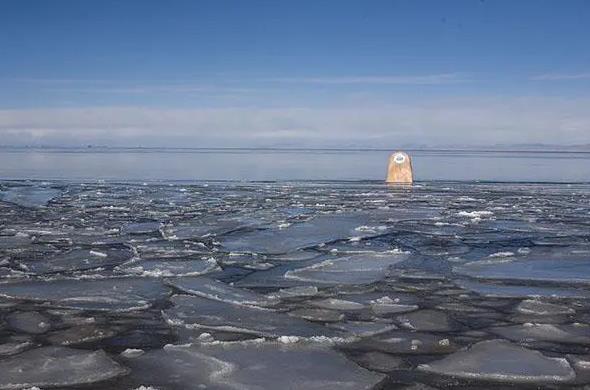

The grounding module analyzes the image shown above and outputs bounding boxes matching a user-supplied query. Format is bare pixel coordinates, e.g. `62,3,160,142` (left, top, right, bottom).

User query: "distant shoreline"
1,145,590,154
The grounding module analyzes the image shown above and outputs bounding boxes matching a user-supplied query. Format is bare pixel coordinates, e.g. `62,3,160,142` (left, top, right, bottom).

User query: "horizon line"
1,145,590,154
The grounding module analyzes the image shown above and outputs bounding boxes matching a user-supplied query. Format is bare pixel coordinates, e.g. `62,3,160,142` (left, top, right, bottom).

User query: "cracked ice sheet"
219,213,390,255
123,341,385,390
0,277,170,311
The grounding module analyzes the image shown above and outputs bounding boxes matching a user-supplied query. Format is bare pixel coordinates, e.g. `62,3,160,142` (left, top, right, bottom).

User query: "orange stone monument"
386,151,413,184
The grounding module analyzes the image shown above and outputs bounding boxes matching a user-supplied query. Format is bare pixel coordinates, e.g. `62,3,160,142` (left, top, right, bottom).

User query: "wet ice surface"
0,180,589,389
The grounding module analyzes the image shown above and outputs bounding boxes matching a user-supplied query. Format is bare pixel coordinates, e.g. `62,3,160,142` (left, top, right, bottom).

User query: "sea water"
0,149,589,389
0,147,589,182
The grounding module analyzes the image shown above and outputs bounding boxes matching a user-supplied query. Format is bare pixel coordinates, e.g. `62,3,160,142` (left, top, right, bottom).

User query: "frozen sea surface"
0,180,589,389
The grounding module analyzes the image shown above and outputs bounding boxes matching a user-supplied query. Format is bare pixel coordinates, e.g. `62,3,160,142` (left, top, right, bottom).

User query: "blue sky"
1,0,589,147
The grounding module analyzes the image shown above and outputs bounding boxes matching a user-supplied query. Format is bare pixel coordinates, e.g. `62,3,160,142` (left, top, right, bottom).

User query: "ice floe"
6,311,51,334
342,330,458,355
418,339,576,384
46,325,118,346
490,323,590,346
118,258,219,277
18,247,133,274
121,221,162,235
515,299,576,315
0,346,127,389
289,308,344,323
455,257,590,285
165,276,277,307
122,341,385,390
351,351,404,373
456,279,590,299
0,186,62,208
396,309,457,332
164,294,342,339
220,213,388,254
285,253,408,286
0,277,170,311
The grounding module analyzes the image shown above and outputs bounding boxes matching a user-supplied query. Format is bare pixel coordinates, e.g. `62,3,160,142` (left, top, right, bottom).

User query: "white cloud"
0,97,589,147
262,73,467,85
531,72,590,81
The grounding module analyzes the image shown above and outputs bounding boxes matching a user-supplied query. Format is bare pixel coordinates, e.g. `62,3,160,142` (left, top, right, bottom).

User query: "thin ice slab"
121,221,162,235
285,253,408,286
418,339,576,384
165,276,277,307
515,299,575,315
0,337,33,357
0,346,127,389
123,341,385,390
19,247,133,274
118,258,219,277
6,311,51,334
46,325,118,346
490,323,590,346
164,294,342,338
396,310,457,332
328,321,398,337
